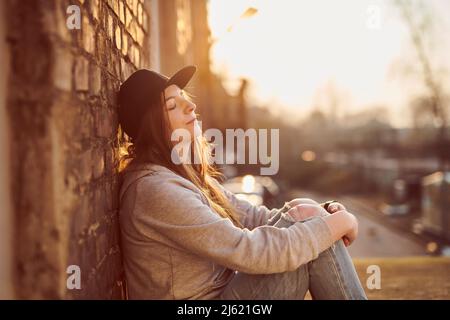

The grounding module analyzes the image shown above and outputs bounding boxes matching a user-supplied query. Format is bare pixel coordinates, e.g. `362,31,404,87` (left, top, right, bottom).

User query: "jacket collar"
119,161,174,203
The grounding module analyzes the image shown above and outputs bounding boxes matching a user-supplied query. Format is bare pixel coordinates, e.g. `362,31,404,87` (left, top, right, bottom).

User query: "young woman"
117,65,367,300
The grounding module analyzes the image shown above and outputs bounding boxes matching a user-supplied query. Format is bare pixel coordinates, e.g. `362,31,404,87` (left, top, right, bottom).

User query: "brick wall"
0,0,14,299
5,0,151,299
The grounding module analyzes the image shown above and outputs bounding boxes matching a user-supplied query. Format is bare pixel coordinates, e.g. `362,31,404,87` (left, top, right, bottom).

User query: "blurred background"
0,0,448,299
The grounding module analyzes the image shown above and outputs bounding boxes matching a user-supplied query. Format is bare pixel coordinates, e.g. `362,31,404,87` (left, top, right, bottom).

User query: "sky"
207,0,450,127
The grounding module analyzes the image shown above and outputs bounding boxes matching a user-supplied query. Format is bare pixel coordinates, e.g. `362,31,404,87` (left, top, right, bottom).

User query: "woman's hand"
326,202,346,213
286,200,345,222
288,198,319,207
288,198,346,215
322,210,358,247
324,202,352,246
287,204,329,221
341,212,358,246
287,199,357,247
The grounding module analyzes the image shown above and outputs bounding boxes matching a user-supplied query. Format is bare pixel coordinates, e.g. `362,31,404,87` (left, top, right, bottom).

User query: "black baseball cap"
118,65,197,140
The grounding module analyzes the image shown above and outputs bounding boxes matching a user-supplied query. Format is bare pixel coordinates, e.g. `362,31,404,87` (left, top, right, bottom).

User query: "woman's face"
163,84,200,140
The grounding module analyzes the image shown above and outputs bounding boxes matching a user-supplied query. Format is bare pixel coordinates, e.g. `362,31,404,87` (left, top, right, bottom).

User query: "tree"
395,0,449,169
395,0,449,243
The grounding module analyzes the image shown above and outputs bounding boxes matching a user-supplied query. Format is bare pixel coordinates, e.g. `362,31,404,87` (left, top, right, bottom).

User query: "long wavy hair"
119,90,244,228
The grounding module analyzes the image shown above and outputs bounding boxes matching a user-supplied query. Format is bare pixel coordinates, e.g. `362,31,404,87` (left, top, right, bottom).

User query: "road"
287,190,427,258
287,190,450,299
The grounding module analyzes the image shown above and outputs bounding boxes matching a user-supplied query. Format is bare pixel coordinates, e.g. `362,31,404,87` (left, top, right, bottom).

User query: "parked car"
223,174,280,207
421,171,450,241
381,179,410,216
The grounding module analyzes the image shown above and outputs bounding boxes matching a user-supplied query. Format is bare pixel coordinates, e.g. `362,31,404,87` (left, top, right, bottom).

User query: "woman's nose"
184,99,196,113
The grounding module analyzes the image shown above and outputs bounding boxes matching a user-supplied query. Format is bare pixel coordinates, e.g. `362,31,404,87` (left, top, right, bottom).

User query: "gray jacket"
119,161,334,299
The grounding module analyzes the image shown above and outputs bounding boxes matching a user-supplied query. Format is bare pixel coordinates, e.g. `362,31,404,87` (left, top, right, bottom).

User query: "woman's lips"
186,118,197,124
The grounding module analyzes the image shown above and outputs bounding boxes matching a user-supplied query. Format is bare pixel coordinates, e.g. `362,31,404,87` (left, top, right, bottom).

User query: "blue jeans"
218,211,368,300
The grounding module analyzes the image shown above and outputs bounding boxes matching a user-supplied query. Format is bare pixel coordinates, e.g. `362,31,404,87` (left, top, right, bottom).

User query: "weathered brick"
90,63,102,95
126,0,134,10
142,11,148,33
111,176,120,211
79,149,93,184
136,27,144,46
104,177,114,211
95,107,113,138
130,45,140,68
113,0,120,17
74,56,89,92
42,1,70,42
132,0,138,15
97,33,107,68
107,14,114,40
53,46,72,91
121,60,133,82
73,193,92,237
79,107,94,140
115,26,122,51
92,148,105,179
92,0,100,21
137,2,143,26
113,53,121,78
125,7,132,28
95,231,108,266
135,47,141,68
104,77,117,106
121,33,128,56
93,186,107,222
129,19,138,42
85,232,98,269
119,1,125,24
83,16,95,54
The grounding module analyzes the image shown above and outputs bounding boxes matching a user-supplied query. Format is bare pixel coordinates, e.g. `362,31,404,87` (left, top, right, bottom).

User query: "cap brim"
166,65,197,89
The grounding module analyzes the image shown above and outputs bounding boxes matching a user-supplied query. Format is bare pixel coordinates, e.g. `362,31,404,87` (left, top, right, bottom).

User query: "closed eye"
166,99,177,111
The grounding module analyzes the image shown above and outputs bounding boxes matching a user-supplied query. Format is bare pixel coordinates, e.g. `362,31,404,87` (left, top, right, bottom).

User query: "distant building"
155,0,243,130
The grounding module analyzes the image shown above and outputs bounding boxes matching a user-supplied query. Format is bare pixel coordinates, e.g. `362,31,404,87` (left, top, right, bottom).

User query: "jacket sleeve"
210,177,291,230
133,174,334,275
